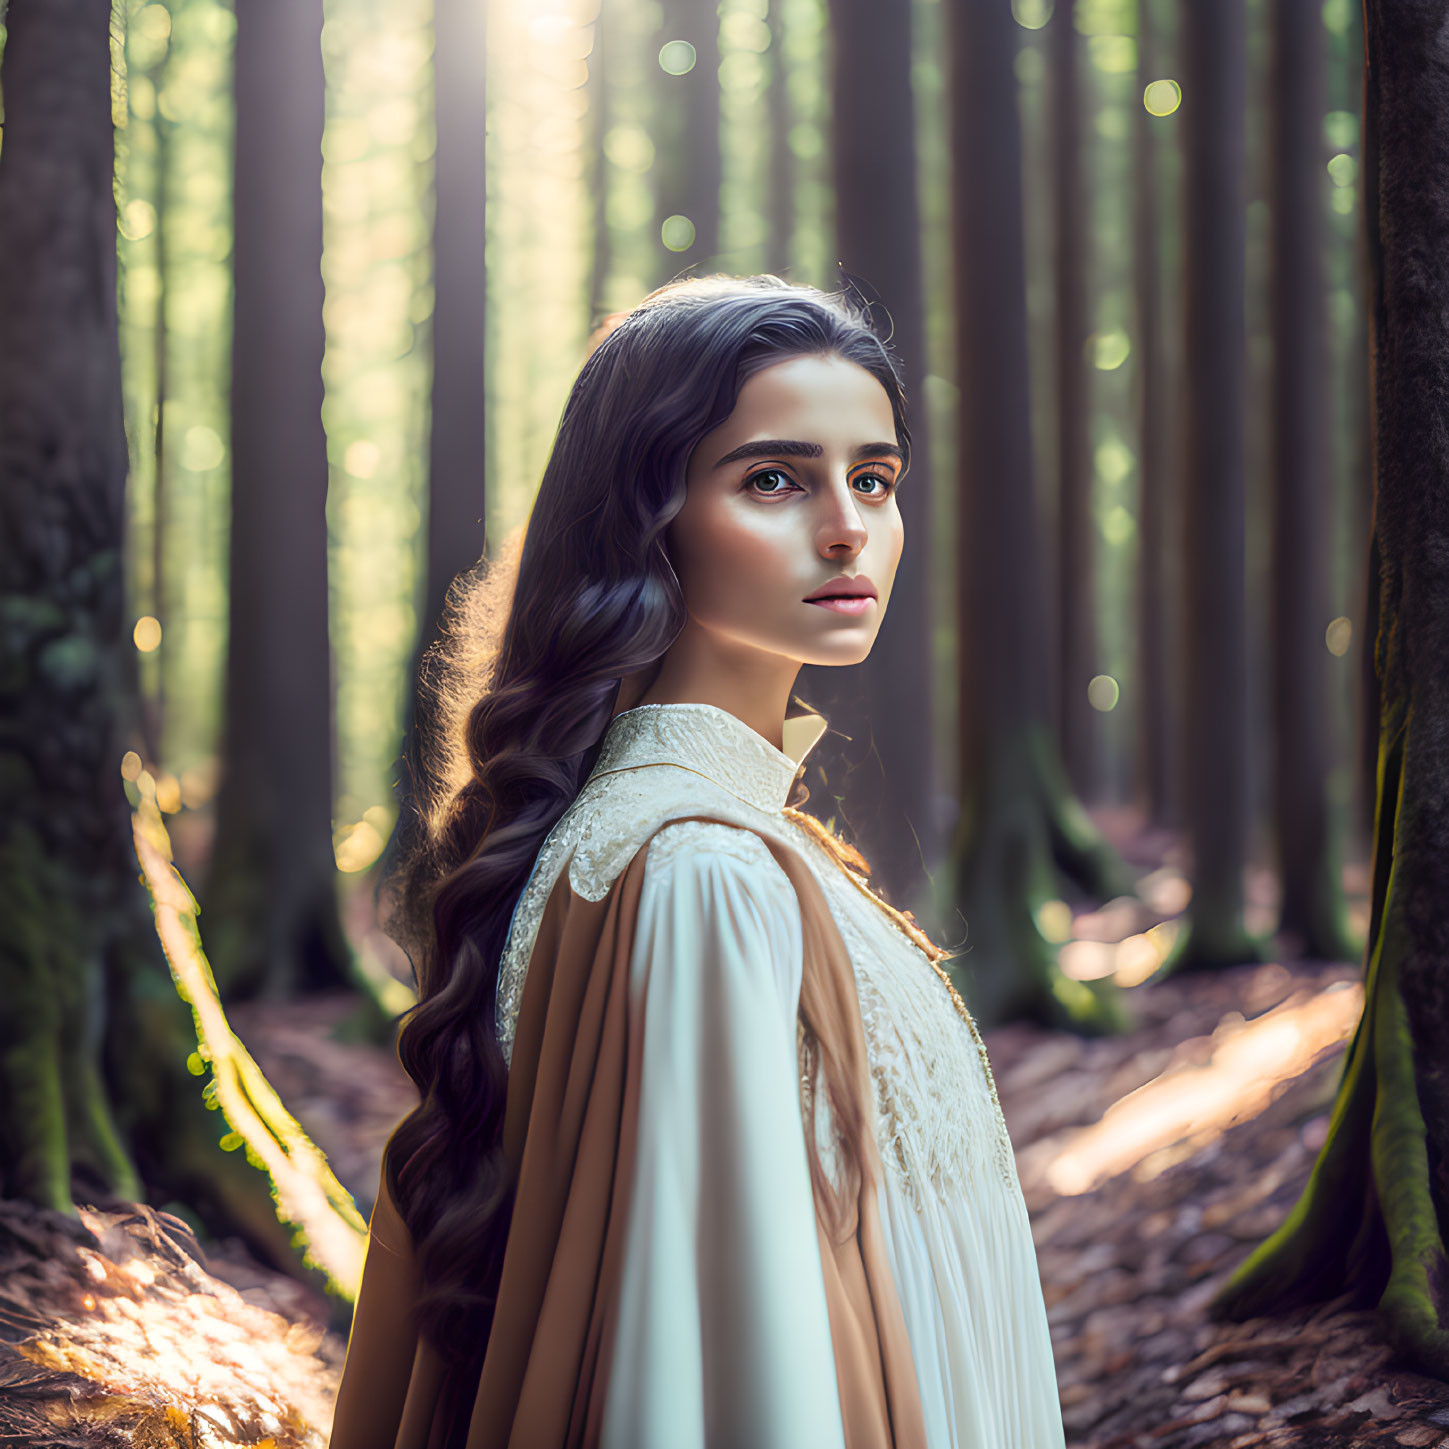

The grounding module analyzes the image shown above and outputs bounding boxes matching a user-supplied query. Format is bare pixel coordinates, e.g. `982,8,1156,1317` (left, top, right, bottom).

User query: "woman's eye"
746,469,794,496
853,471,896,497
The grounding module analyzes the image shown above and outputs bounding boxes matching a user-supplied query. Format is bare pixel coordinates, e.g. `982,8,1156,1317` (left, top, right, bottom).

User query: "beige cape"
328,816,928,1449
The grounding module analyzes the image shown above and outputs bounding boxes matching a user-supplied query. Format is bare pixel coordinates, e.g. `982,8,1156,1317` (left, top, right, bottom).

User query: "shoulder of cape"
494,764,826,1064
562,764,813,903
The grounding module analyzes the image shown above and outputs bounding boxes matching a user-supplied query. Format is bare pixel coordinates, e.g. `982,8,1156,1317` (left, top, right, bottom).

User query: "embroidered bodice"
494,701,1017,1200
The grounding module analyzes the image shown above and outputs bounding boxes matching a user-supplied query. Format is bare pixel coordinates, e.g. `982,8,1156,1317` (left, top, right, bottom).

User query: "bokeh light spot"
1324,109,1358,150
181,425,226,472
1327,152,1357,187
120,751,143,783
344,439,382,479
1326,616,1353,656
1060,939,1117,981
659,40,697,75
154,773,183,813
133,615,162,652
604,124,656,173
1088,675,1120,712
720,12,771,52
120,199,157,241
1090,327,1131,370
789,122,823,160
1095,438,1135,486
1089,36,1136,73
1036,898,1074,944
1012,0,1053,29
128,3,172,68
1102,504,1135,546
334,817,387,873
661,214,697,251
180,761,219,809
1143,79,1182,116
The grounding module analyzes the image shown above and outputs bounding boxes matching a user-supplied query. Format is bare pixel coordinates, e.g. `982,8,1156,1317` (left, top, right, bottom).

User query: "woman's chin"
801,634,882,668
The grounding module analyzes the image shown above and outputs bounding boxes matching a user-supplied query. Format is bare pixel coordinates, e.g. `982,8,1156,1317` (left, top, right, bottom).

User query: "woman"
329,275,1066,1449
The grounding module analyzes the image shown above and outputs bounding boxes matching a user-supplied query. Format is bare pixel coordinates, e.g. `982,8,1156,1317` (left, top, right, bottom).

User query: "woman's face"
667,352,905,671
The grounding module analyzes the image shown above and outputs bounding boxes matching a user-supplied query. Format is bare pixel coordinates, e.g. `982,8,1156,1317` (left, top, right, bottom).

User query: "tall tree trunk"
0,0,142,1216
1160,0,1262,974
1360,525,1382,848
385,0,489,961
1051,0,1098,799
944,0,1132,1033
420,0,488,652
1352,3,1380,860
146,95,170,768
0,0,302,1275
1267,0,1356,962
1211,3,1449,1375
1133,0,1176,826
587,3,610,324
203,0,353,999
652,0,721,277
765,0,794,276
800,0,936,910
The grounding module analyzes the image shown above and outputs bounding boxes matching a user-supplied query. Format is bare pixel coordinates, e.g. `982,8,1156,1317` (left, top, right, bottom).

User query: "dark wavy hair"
374,273,911,1409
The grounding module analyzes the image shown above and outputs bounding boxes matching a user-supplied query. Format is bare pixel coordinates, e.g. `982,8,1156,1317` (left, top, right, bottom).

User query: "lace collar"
587,702,828,813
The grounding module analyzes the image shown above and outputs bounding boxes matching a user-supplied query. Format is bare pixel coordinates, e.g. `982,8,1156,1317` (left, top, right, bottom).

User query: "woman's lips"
806,596,875,615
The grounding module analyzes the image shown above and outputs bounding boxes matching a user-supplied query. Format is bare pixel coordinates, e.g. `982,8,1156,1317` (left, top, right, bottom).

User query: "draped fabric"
329,815,928,1449
332,700,1066,1449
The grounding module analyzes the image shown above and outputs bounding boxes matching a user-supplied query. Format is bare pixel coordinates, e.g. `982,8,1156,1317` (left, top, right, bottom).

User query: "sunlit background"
84,0,1375,890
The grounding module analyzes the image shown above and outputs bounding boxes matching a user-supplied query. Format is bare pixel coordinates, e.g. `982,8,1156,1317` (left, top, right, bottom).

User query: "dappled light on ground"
986,947,1449,1443
0,1200,338,1448
1042,979,1364,1195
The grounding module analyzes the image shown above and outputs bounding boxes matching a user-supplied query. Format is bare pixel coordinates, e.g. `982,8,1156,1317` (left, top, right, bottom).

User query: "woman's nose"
815,477,868,557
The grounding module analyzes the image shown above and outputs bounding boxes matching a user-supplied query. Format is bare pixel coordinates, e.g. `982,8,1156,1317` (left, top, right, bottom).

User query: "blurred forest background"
8,0,1449,1439
26,0,1378,1002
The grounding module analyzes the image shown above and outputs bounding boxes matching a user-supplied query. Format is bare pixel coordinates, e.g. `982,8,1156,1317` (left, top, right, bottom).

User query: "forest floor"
996,955,1449,1449
210,804,1449,1447
5,810,1448,1446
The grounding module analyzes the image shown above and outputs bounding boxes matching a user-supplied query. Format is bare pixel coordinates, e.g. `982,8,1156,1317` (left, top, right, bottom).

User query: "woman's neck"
621,640,800,751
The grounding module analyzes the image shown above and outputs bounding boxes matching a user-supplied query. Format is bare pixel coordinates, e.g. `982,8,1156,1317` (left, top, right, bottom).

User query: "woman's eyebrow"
712,438,903,467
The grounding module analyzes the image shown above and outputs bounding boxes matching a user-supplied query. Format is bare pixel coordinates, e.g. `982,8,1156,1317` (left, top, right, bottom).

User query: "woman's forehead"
709,355,897,448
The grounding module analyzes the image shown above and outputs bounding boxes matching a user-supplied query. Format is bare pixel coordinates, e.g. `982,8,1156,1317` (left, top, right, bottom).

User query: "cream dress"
494,702,1066,1449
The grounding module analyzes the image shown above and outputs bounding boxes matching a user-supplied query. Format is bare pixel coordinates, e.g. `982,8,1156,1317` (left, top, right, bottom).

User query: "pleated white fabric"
497,703,1066,1449
601,829,847,1449
876,1164,1067,1448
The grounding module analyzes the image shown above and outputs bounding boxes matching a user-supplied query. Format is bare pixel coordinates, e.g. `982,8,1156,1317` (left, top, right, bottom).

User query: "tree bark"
1211,1,1449,1378
421,0,488,650
1159,0,1263,974
0,0,304,1278
146,90,171,769
382,0,490,1010
587,2,610,324
944,0,1132,1033
202,0,353,1000
798,0,937,911
1051,0,1099,800
1267,0,1356,963
1353,1,1381,861
0,0,144,1215
653,0,721,277
1133,0,1177,827
765,0,794,277
765,0,799,276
